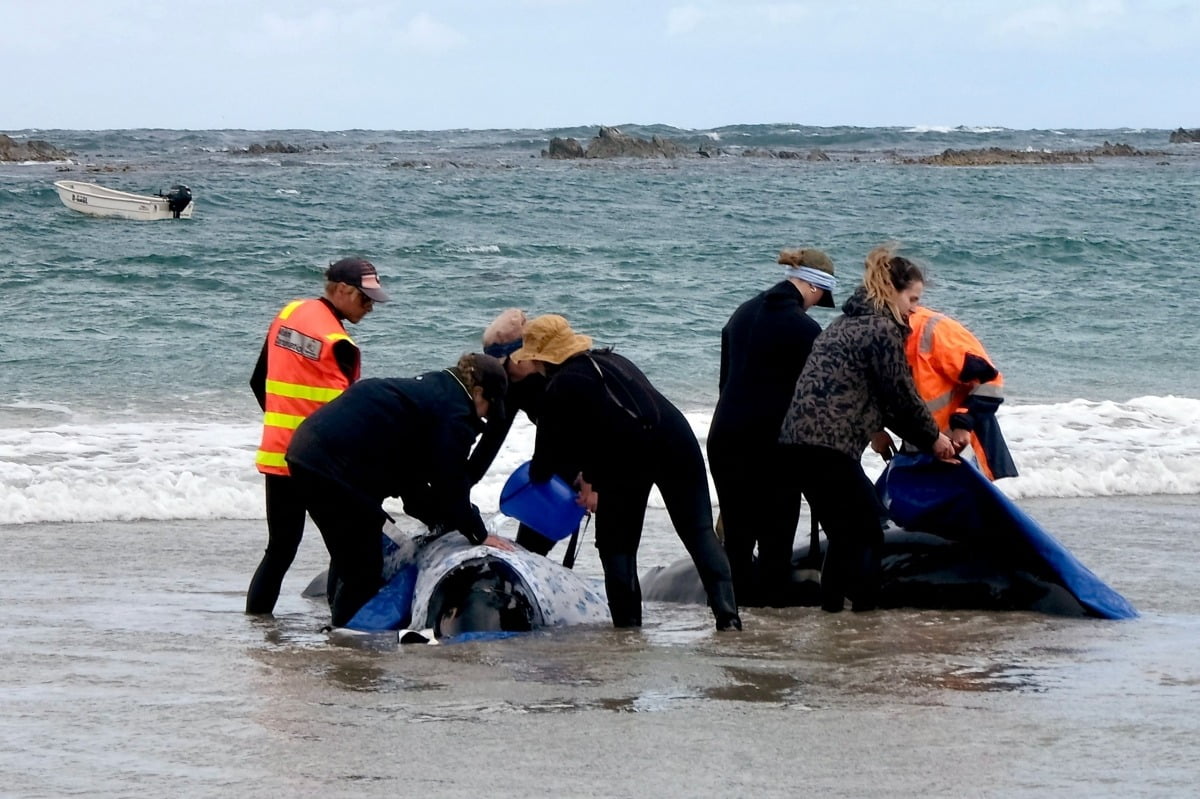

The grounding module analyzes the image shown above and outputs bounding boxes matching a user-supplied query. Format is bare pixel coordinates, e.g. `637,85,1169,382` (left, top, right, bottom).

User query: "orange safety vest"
255,299,359,476
905,306,1005,480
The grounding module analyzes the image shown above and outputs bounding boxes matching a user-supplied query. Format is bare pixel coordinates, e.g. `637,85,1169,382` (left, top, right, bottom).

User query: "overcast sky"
4,0,1197,131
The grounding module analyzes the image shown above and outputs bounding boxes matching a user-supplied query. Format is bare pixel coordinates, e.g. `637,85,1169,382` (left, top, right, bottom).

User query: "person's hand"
574,473,599,514
932,432,958,461
484,534,515,551
949,428,971,454
870,431,896,461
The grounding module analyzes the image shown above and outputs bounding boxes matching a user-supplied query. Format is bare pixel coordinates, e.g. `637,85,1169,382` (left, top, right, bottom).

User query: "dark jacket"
779,287,939,460
465,371,547,484
709,280,822,453
286,371,489,544
529,349,667,492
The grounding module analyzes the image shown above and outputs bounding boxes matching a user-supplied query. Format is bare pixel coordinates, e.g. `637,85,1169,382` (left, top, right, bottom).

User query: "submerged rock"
1169,127,1200,143
233,141,330,155
907,141,1157,166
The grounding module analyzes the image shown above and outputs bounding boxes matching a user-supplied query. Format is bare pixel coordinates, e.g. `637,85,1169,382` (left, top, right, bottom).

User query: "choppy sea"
1,124,1198,797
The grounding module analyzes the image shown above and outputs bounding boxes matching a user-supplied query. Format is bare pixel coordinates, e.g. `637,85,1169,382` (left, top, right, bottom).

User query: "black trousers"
595,410,738,627
246,473,308,614
710,441,804,607
288,464,388,628
793,445,884,612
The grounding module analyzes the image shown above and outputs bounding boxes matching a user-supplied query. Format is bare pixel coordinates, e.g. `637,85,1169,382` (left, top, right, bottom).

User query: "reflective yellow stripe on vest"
264,378,345,403
261,411,306,430
255,450,289,469
277,300,306,320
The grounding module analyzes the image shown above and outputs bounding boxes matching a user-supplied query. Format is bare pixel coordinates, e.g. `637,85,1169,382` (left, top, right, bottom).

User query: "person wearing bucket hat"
284,353,514,628
708,247,835,607
512,314,742,631
779,243,956,613
466,309,562,556
245,256,390,615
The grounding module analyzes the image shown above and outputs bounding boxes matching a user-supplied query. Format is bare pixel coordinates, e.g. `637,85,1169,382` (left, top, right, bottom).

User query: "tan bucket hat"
510,314,593,365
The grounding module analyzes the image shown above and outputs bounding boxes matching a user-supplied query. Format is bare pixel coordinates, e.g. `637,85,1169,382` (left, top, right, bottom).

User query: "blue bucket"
499,461,586,541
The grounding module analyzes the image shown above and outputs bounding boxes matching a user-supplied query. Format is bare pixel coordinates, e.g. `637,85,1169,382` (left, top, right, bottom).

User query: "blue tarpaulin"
879,454,1138,620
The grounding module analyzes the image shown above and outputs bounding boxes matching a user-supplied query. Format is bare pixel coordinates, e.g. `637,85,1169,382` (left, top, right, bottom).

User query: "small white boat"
53,180,194,220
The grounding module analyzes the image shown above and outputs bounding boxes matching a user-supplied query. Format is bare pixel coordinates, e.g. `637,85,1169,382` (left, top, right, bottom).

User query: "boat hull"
53,180,194,220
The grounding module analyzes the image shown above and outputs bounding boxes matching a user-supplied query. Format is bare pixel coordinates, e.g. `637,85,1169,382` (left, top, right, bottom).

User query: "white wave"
1,397,1197,526
448,244,501,254
702,131,721,141
274,188,300,195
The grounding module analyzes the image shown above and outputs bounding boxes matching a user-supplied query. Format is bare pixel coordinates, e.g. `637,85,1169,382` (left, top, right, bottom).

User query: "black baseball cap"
325,257,390,303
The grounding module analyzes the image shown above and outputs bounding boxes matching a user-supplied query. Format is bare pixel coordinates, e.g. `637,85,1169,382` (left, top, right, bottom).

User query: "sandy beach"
3,495,1197,798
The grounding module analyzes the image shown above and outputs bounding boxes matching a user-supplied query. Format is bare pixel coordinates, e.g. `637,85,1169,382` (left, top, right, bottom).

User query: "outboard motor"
161,184,192,218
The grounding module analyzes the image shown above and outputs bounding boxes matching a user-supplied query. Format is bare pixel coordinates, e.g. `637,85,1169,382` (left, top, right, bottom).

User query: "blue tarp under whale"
878,454,1137,620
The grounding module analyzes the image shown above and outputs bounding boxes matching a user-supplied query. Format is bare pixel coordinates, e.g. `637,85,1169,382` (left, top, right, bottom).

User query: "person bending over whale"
779,244,956,613
511,314,741,631
286,353,514,628
871,304,1018,481
465,308,560,556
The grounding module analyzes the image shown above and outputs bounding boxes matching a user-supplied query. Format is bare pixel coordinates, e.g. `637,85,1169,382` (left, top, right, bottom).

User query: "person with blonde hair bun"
708,247,835,606
779,243,955,613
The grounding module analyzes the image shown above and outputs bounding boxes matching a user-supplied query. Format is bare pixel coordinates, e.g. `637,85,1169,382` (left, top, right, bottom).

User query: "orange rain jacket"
905,306,1017,480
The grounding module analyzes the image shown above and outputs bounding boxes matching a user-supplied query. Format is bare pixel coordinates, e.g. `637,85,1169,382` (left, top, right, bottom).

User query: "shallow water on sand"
2,495,1197,797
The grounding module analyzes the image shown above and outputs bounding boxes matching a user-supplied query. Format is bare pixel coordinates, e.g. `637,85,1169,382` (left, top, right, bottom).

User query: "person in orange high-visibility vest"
245,257,390,614
873,305,1017,481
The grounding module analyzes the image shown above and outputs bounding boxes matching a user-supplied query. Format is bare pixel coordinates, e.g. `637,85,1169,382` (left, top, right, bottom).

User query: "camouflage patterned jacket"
778,286,939,460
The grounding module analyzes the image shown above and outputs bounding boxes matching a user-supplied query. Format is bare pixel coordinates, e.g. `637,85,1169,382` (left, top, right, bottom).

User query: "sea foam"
1,396,1197,526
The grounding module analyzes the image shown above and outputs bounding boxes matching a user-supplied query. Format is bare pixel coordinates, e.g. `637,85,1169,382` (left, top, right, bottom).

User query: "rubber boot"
599,550,643,628
709,579,742,631
820,538,846,613
850,543,881,613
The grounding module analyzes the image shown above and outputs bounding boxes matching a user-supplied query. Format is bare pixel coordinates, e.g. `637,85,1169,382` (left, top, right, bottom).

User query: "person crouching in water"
779,244,955,613
286,353,515,628
510,314,742,631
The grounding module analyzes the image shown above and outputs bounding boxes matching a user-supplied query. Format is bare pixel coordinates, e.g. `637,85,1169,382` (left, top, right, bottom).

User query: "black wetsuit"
245,298,359,614
708,281,821,606
466,372,558,555
530,349,739,629
286,372,489,627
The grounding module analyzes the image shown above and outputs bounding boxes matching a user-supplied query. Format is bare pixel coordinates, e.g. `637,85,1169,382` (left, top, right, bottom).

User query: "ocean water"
2,124,1199,525
2,125,1199,796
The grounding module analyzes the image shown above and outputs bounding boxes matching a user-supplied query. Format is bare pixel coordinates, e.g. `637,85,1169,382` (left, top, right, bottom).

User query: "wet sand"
2,495,1197,797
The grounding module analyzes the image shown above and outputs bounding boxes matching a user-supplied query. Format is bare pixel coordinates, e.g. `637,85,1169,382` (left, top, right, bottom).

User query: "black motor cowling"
161,185,192,218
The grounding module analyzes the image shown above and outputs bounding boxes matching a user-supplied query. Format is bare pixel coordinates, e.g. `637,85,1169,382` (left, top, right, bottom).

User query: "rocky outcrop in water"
233,141,330,155
541,126,687,159
1169,127,1200,143
907,141,1157,165
0,134,73,162
741,147,831,161
544,137,586,159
